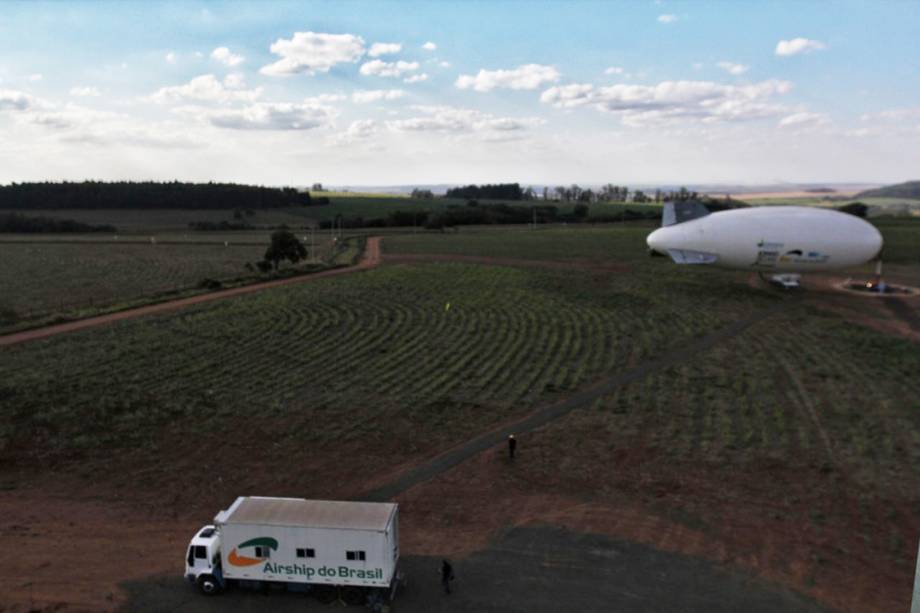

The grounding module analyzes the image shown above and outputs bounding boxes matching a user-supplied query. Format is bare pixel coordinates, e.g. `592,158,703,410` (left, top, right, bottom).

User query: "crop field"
0,234,349,323
386,217,920,266
0,251,777,465
0,242,265,318
511,306,920,611
384,223,658,263
0,207,319,232
1,222,918,611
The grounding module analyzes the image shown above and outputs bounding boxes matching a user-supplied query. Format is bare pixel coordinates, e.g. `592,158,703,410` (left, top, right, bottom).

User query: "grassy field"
0,197,661,232
745,195,920,215
0,235,347,322
0,253,777,459
1,222,918,610
384,218,920,265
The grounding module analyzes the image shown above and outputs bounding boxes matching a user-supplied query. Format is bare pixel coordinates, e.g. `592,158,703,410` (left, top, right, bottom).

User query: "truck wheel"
342,586,364,605
314,585,337,604
198,574,221,595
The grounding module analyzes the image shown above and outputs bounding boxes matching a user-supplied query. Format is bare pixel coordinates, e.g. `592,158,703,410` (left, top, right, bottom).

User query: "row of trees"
0,181,314,210
319,200,660,231
445,183,525,200
440,183,708,204
0,212,116,233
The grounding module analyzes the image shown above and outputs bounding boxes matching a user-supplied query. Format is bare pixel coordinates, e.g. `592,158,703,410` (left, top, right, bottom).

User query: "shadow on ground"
120,525,824,612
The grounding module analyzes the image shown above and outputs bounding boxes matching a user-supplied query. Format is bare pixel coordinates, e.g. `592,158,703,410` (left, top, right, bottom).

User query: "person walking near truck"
440,559,454,594
508,434,517,460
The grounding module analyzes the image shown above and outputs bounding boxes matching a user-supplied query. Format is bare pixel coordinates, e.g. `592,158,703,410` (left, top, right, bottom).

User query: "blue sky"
0,1,917,185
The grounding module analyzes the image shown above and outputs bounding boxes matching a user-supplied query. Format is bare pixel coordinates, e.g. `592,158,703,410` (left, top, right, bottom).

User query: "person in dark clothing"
440,559,454,594
508,434,517,460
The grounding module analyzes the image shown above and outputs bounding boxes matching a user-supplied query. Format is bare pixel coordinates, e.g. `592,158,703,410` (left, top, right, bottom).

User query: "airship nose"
647,228,666,253
867,225,884,259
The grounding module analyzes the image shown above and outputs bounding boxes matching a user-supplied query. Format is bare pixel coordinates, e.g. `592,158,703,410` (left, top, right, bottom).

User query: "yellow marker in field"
445,302,451,312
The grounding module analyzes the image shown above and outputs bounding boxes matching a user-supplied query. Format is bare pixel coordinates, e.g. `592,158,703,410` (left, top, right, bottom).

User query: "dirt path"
363,301,786,502
0,237,381,348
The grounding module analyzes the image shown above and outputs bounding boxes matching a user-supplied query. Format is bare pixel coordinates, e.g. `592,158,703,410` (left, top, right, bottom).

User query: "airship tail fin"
661,201,710,227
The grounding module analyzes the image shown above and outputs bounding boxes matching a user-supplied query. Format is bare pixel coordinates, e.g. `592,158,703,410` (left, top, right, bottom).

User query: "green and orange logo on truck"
228,537,279,567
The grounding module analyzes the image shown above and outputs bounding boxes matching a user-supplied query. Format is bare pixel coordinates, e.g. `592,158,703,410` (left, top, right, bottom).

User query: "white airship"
646,202,883,286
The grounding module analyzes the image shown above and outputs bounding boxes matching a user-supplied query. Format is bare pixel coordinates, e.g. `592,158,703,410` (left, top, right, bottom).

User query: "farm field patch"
396,305,920,612
0,241,266,316
0,224,918,612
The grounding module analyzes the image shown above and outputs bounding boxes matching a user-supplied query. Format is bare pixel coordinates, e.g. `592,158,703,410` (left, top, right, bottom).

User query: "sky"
0,0,918,186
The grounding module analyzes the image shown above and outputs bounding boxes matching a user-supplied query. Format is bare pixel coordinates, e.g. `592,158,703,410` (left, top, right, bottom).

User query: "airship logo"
228,536,279,567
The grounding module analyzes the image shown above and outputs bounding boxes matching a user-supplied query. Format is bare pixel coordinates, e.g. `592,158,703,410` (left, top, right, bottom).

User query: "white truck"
185,496,400,607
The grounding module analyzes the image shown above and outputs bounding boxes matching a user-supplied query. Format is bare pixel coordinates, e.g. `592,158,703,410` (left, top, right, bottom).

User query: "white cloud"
422,41,437,51
330,119,380,145
692,63,704,71
717,61,749,75
657,14,678,23
304,93,346,105
166,52,177,64
439,61,450,68
352,89,405,103
604,66,625,75
359,59,419,78
182,101,337,131
261,32,365,76
70,86,101,97
455,64,560,92
540,79,794,126
861,107,920,122
775,38,826,57
404,73,429,84
223,73,246,89
0,89,37,111
778,112,829,127
387,105,544,137
28,73,43,82
150,74,262,104
211,46,245,67
368,42,402,57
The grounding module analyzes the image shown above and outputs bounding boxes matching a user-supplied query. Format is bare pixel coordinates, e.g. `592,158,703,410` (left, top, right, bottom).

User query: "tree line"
320,201,661,230
0,181,314,210
0,212,116,233
421,182,712,204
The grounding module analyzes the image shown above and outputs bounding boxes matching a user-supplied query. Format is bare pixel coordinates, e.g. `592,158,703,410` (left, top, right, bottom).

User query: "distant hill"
856,181,920,199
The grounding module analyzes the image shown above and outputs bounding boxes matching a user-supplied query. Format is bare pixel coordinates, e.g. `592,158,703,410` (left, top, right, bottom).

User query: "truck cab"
185,525,224,594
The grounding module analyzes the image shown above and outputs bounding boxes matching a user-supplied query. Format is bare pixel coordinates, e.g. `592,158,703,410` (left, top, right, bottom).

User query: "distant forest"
0,212,116,233
0,181,313,210
445,183,525,200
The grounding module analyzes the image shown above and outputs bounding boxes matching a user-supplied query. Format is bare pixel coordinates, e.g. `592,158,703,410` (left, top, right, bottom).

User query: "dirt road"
0,237,381,348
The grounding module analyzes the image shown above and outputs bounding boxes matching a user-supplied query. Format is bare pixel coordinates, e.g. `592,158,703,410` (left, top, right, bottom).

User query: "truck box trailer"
185,496,400,606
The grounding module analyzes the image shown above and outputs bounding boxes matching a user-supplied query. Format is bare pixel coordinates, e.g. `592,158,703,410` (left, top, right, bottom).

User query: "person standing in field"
440,559,454,594
508,434,517,460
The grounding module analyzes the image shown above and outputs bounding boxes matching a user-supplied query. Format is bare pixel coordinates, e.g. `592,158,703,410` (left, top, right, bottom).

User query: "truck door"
187,545,210,574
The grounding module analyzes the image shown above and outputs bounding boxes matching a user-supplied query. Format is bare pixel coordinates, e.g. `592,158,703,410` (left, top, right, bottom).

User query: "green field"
0,232,779,459
0,236,342,320
1,219,919,610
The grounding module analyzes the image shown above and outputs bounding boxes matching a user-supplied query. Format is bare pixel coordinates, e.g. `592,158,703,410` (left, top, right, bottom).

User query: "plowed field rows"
0,242,266,315
0,255,773,459
517,307,920,611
